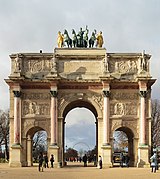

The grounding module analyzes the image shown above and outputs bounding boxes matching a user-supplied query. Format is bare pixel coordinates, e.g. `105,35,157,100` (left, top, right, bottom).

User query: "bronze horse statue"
89,30,97,48
64,29,72,48
71,29,78,47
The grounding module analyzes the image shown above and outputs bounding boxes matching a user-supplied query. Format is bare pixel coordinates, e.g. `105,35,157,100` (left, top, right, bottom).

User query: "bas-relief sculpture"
22,93,50,116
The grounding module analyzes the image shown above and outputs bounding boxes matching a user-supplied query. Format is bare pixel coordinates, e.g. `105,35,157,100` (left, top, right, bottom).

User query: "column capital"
50,90,58,97
103,90,110,97
13,90,21,97
139,91,147,98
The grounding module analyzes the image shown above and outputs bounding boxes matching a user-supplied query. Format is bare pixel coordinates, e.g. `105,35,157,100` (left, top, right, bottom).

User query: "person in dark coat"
125,154,130,167
83,154,87,167
44,154,49,168
98,155,102,169
150,153,158,173
38,152,44,172
50,154,54,168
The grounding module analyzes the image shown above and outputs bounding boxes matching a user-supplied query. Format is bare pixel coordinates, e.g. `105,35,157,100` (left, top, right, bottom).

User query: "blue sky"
0,0,160,149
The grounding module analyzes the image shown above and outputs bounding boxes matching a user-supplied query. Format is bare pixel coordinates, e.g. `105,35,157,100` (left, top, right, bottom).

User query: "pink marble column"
103,90,110,145
139,91,147,145
50,91,58,145
13,91,21,145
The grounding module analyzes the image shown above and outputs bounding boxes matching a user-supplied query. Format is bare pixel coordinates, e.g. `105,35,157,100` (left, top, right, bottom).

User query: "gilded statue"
96,31,104,48
57,31,64,48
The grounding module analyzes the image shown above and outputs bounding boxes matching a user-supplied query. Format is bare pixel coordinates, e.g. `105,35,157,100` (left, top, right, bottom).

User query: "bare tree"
151,99,160,149
0,110,9,160
32,131,47,161
113,131,128,152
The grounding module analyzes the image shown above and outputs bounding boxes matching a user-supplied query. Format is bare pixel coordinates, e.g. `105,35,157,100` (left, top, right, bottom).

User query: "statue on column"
139,50,148,73
51,55,58,77
103,54,109,74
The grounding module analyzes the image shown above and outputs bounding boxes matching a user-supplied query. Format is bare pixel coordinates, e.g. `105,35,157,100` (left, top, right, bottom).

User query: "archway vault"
63,100,98,119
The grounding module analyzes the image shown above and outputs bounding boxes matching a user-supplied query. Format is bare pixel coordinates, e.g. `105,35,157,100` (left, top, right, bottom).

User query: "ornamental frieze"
21,93,50,100
110,91,138,100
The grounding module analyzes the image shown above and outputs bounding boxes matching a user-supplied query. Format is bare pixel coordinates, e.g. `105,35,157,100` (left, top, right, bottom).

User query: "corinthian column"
13,90,21,145
139,90,147,145
103,90,110,145
50,90,58,145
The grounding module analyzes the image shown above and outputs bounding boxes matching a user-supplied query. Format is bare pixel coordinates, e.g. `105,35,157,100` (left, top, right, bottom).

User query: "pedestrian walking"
98,155,102,169
150,153,158,173
83,154,87,167
44,154,49,168
50,154,54,168
38,152,44,172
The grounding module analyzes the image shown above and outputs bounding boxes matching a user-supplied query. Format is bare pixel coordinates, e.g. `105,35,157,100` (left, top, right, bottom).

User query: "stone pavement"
0,162,160,179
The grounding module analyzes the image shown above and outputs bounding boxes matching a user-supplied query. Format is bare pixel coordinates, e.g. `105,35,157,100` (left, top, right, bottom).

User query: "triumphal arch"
6,31,156,168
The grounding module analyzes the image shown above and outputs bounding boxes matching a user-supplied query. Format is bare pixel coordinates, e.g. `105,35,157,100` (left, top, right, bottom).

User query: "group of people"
82,154,102,169
57,27,104,48
120,153,130,167
38,153,54,172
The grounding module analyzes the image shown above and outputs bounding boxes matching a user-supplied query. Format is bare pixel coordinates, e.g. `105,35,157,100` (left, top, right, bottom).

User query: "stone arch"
23,121,49,139
60,99,99,165
58,92,103,118
24,125,49,167
111,121,138,139
112,125,135,166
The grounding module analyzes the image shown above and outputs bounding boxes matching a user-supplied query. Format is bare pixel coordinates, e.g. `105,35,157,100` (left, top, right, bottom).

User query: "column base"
48,145,59,168
101,145,112,168
137,145,150,168
9,144,22,167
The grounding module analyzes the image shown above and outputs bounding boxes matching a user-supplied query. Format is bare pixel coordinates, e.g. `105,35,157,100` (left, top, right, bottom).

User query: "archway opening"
63,102,98,167
113,127,134,167
26,127,48,167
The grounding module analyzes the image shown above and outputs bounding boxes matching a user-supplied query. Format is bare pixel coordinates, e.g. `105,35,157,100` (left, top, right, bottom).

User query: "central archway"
63,100,98,167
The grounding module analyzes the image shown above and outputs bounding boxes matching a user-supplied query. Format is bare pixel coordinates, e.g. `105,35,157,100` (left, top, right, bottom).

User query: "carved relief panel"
21,92,50,117
110,91,139,116
23,58,52,78
109,58,139,79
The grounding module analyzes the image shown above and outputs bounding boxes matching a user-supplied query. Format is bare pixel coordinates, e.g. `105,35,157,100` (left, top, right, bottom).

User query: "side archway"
112,126,135,167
